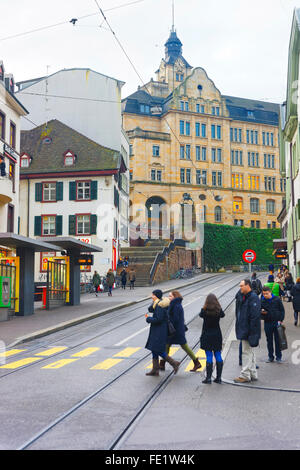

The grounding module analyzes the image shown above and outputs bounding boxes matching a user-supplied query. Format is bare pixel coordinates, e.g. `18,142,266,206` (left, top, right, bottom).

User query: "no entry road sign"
243,250,256,264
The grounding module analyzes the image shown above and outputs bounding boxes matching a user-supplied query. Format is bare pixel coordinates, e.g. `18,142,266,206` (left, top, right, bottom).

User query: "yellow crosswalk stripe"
0,357,41,369
91,358,123,370
0,349,26,358
146,347,180,369
185,349,206,372
35,347,68,356
113,347,141,358
42,359,78,369
71,347,100,358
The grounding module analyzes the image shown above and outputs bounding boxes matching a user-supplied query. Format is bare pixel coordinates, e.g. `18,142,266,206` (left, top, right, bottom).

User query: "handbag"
184,324,188,332
277,323,288,351
167,315,176,336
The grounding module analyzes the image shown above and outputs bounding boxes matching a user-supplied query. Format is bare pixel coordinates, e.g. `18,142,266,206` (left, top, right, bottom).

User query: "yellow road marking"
185,349,206,372
0,357,41,369
42,359,78,369
0,349,26,358
71,347,100,358
113,347,141,358
35,347,68,356
146,347,180,369
90,358,123,370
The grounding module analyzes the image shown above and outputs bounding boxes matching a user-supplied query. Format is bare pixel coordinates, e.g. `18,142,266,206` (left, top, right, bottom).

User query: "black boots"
147,357,180,375
202,362,213,384
213,361,223,384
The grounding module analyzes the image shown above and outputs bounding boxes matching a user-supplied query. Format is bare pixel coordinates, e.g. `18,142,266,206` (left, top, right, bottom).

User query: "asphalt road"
0,273,299,451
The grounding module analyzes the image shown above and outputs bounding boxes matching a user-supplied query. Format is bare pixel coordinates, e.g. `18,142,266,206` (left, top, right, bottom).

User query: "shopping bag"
277,323,288,351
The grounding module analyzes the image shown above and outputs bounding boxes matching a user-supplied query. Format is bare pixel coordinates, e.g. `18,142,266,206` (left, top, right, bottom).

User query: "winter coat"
251,277,262,295
120,270,127,284
106,271,115,287
92,273,101,287
285,276,294,291
167,297,187,345
261,295,285,322
129,270,136,282
235,290,261,347
199,308,225,351
145,297,170,354
291,283,300,312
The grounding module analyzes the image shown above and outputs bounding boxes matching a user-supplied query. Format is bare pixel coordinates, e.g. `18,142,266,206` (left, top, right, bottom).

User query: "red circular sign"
243,250,256,264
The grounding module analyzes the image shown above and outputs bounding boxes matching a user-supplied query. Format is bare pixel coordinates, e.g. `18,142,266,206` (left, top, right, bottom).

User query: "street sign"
242,250,256,264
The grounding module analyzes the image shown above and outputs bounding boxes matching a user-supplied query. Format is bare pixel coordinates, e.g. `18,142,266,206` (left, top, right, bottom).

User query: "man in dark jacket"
261,286,285,363
234,279,261,383
291,278,300,326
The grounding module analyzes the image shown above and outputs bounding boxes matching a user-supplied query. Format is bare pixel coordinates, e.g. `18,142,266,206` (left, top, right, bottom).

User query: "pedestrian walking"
106,269,115,296
275,272,285,297
261,285,285,363
235,290,243,366
268,263,275,275
120,268,127,290
129,269,136,290
285,273,294,303
291,278,300,326
264,275,280,297
92,270,101,297
159,291,201,373
234,279,261,383
199,293,225,384
145,289,180,376
251,272,262,296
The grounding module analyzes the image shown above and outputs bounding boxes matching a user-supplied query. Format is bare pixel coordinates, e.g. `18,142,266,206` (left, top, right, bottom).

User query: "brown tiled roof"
20,119,121,174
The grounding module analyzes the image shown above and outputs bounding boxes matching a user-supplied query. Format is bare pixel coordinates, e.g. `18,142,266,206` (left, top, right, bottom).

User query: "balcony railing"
0,175,13,203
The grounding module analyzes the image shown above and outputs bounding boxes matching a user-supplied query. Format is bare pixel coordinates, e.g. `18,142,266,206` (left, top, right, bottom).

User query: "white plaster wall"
16,69,124,152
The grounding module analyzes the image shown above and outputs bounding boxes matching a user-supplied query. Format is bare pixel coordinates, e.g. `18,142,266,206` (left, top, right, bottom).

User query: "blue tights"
152,352,167,360
206,350,222,364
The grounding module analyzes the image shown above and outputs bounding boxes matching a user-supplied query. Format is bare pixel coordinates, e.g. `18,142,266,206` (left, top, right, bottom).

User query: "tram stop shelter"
0,233,61,316
0,234,103,317
37,237,103,306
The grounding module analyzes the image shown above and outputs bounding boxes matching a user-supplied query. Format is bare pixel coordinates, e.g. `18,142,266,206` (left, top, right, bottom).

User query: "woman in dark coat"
145,289,180,376
120,269,127,289
285,273,294,302
159,291,201,372
291,278,300,326
199,293,225,384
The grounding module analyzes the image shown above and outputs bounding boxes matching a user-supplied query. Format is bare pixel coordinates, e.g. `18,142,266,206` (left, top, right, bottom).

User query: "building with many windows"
279,9,300,278
0,60,28,251
122,29,284,239
19,119,129,279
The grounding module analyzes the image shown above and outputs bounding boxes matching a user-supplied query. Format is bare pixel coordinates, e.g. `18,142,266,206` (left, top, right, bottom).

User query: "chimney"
4,73,15,93
0,61,5,82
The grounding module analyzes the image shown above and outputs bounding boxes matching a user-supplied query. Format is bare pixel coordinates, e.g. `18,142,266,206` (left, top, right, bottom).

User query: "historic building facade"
122,29,284,241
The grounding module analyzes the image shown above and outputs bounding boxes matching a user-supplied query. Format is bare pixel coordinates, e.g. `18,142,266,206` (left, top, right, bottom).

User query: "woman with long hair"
199,293,225,384
159,291,201,372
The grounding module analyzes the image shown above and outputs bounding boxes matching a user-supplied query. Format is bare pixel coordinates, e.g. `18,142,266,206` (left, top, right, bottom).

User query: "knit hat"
152,289,163,299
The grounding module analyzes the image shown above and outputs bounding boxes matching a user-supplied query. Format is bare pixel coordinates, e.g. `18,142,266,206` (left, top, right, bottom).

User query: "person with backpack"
92,270,101,297
120,268,127,290
261,285,285,363
199,293,225,384
251,273,262,295
264,275,280,297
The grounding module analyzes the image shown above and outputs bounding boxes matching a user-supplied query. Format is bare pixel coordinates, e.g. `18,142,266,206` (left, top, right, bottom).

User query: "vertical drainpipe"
290,142,297,269
27,179,30,237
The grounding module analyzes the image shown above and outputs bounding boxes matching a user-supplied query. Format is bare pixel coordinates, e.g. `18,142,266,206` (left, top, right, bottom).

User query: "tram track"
16,276,245,451
0,274,228,380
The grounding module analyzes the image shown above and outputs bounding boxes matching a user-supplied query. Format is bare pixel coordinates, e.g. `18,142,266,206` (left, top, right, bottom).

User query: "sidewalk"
0,273,217,348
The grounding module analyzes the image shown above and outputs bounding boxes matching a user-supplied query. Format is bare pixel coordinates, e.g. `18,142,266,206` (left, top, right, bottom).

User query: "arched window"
250,198,259,214
215,206,222,222
233,197,243,212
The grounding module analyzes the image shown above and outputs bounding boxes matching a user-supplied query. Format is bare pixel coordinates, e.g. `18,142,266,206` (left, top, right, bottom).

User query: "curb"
8,273,218,348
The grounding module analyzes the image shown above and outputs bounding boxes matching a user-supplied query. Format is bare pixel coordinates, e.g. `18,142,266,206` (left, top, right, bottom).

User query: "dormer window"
64,150,75,166
20,153,31,168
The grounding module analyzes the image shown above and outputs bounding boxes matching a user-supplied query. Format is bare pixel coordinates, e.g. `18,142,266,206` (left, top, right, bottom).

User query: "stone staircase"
120,240,170,286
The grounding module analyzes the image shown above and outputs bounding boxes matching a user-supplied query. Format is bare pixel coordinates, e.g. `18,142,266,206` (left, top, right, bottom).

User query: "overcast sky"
1,0,300,103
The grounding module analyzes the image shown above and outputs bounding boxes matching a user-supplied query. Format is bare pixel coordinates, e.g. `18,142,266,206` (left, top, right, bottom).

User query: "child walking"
199,293,225,384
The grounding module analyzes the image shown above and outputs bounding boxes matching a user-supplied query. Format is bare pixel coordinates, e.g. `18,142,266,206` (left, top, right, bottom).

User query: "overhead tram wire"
0,0,147,43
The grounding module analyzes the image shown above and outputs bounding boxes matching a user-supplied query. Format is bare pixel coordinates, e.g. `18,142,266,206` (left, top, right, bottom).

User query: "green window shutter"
69,181,76,201
56,182,63,201
90,215,98,235
34,216,42,236
69,215,76,235
56,215,63,236
91,181,98,200
35,183,42,202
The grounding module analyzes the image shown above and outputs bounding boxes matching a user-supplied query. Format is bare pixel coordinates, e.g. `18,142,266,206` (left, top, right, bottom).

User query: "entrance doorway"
145,196,167,240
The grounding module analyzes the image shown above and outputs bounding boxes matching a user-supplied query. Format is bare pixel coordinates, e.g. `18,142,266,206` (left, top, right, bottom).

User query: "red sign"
243,250,256,264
